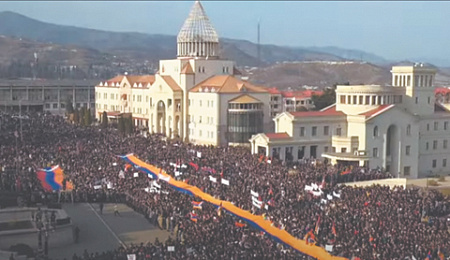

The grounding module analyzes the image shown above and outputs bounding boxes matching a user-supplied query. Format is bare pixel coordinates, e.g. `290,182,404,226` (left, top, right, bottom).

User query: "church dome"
177,1,220,58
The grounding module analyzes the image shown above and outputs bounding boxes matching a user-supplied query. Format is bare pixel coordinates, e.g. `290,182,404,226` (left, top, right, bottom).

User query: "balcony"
331,135,359,150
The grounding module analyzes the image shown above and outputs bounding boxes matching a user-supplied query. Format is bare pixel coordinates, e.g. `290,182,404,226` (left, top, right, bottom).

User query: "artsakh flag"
36,165,73,191
192,201,203,210
190,212,198,222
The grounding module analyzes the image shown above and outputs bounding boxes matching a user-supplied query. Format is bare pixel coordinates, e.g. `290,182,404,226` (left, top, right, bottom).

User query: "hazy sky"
0,1,449,62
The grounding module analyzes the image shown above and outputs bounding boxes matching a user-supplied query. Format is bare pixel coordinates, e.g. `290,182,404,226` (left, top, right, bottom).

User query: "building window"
445,122,448,130
373,148,378,158
433,140,438,150
199,100,202,107
415,97,418,104
404,166,410,176
53,103,58,109
353,95,357,104
444,159,447,168
428,97,431,104
359,95,363,105
373,126,378,137
336,127,342,136
427,124,430,131
324,126,329,136
432,159,437,168
312,126,317,136
45,103,50,109
365,95,370,105
406,145,410,155
324,146,329,153
211,101,214,107
340,95,346,104
406,124,411,136
434,122,438,131
444,140,448,149
341,147,347,153
300,127,305,137
426,142,429,150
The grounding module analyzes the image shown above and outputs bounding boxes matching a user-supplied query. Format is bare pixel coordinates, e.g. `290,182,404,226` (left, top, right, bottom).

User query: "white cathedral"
95,1,272,146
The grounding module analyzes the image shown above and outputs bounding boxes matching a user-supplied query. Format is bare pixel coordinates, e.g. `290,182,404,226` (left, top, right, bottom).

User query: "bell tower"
391,63,437,116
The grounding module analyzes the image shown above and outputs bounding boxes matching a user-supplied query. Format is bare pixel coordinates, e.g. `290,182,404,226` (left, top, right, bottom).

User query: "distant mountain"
246,61,392,89
307,46,390,65
0,11,448,88
0,11,344,67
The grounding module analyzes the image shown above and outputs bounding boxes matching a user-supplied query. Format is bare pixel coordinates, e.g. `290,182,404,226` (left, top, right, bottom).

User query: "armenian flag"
36,165,73,191
190,212,198,222
192,201,203,210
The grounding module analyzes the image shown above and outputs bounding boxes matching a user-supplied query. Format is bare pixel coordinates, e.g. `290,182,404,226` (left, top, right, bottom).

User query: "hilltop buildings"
251,64,450,178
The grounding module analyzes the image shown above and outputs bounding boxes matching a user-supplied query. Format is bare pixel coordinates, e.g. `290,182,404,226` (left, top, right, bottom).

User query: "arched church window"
373,126,379,137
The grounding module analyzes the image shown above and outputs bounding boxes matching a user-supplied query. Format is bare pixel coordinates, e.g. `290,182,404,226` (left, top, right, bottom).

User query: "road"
49,203,170,259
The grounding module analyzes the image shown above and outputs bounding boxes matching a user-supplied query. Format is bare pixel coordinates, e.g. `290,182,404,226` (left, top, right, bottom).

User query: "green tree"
125,117,134,135
84,108,92,126
118,117,125,134
102,111,108,128
79,107,86,126
311,86,337,110
65,97,74,115
73,108,79,124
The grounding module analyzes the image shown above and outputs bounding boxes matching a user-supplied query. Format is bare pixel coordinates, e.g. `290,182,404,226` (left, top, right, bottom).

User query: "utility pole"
257,19,261,67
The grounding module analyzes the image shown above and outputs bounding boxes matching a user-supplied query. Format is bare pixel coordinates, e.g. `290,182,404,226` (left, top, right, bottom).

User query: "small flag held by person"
192,201,203,210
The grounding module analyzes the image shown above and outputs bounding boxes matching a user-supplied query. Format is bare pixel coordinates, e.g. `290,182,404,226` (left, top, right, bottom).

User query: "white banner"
107,182,114,189
127,254,136,260
252,200,262,208
175,171,182,177
133,172,139,178
152,181,161,189
221,178,229,186
304,185,313,191
312,191,322,197
252,196,262,206
311,183,319,190
93,185,102,190
325,245,333,252
112,162,117,166
118,170,125,179
181,164,188,168
333,191,341,198
168,246,175,252
251,190,259,197
321,199,328,204
159,174,171,182
209,176,217,183
197,151,202,158
327,194,333,200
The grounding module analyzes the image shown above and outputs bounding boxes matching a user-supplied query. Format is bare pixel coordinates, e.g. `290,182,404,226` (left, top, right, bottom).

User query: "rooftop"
290,104,345,118
177,1,219,43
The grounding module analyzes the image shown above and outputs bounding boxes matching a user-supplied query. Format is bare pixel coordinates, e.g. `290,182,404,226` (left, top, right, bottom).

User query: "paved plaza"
48,203,170,259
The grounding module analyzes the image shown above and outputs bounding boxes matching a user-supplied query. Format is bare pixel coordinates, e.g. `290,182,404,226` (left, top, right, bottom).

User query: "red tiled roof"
281,90,323,99
359,105,393,117
265,132,291,140
290,104,344,117
435,87,450,95
267,87,281,94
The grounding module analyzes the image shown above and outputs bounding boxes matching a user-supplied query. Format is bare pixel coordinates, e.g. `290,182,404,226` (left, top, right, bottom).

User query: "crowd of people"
0,111,449,260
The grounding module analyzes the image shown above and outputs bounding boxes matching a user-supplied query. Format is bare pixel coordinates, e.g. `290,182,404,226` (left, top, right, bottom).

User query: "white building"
251,63,450,178
95,1,272,146
0,79,97,115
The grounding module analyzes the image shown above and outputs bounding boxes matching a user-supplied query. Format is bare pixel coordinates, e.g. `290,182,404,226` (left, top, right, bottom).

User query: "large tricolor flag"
36,165,73,191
